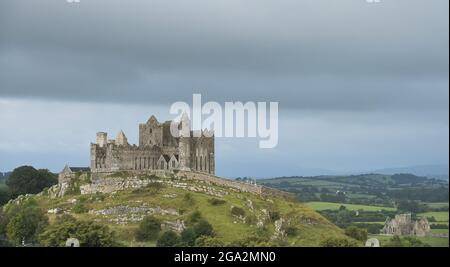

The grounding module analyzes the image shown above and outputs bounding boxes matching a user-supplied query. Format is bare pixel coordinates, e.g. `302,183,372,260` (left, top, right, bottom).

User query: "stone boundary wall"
58,169,295,198
90,170,263,194
177,170,262,194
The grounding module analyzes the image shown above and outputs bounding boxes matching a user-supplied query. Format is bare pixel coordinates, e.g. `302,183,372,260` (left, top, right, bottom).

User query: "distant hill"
373,164,449,180
260,173,449,205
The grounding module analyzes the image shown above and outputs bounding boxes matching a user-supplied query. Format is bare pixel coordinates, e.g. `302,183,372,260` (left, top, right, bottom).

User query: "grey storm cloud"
0,0,448,110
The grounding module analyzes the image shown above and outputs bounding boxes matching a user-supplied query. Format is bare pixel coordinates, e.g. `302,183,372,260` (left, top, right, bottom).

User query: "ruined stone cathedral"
90,115,215,174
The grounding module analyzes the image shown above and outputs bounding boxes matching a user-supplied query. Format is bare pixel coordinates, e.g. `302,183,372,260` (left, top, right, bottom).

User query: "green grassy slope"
11,172,353,247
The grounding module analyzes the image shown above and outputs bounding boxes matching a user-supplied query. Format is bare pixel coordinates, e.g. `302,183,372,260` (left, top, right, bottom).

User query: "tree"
6,166,57,198
0,187,11,206
6,206,48,244
397,200,421,213
344,226,368,242
156,231,179,247
135,216,161,241
39,218,117,247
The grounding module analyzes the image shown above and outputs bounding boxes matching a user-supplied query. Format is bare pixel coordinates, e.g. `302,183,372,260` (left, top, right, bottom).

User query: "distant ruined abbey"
90,115,215,174
381,214,430,237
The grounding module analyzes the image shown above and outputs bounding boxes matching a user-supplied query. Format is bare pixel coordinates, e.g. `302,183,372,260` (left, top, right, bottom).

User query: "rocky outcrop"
161,219,186,233
89,205,179,216
79,174,229,197
89,204,179,225
271,218,286,240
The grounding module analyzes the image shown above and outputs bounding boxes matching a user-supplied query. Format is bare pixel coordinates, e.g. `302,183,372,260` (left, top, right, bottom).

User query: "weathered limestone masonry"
53,114,289,198
54,168,265,197
381,213,431,237
91,115,215,175
178,170,262,194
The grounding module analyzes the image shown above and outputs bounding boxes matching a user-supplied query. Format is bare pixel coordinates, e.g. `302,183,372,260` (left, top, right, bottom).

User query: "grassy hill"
2,171,354,247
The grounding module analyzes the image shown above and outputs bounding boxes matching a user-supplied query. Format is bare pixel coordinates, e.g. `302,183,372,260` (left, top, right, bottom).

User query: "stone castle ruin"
381,213,430,237
91,114,214,174
52,114,294,199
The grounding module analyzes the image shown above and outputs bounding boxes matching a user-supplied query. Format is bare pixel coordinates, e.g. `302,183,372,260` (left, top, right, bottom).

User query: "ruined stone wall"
91,115,215,175
55,168,297,201
139,118,163,147
92,143,165,172
178,171,261,194
381,214,431,236
190,135,215,174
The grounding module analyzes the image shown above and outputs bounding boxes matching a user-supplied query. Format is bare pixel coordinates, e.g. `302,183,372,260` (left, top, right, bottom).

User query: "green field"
425,202,449,209
304,202,396,212
431,229,449,235
417,211,449,222
370,234,449,247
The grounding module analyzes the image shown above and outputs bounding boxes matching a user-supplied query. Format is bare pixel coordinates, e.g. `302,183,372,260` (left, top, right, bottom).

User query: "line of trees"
0,166,58,206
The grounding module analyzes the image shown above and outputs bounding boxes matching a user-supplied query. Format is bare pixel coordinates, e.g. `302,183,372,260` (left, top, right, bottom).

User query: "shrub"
208,198,226,206
180,219,215,247
384,236,430,247
230,228,272,247
187,210,202,224
180,228,197,246
156,231,179,247
39,219,117,247
231,206,245,217
430,224,448,229
344,226,368,242
193,219,214,237
320,237,359,247
135,216,161,241
195,236,225,247
268,210,280,222
284,226,299,237
54,214,77,225
72,203,88,214
351,223,383,234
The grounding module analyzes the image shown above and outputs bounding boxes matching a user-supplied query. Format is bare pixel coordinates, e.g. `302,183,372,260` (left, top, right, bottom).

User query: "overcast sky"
0,0,448,177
